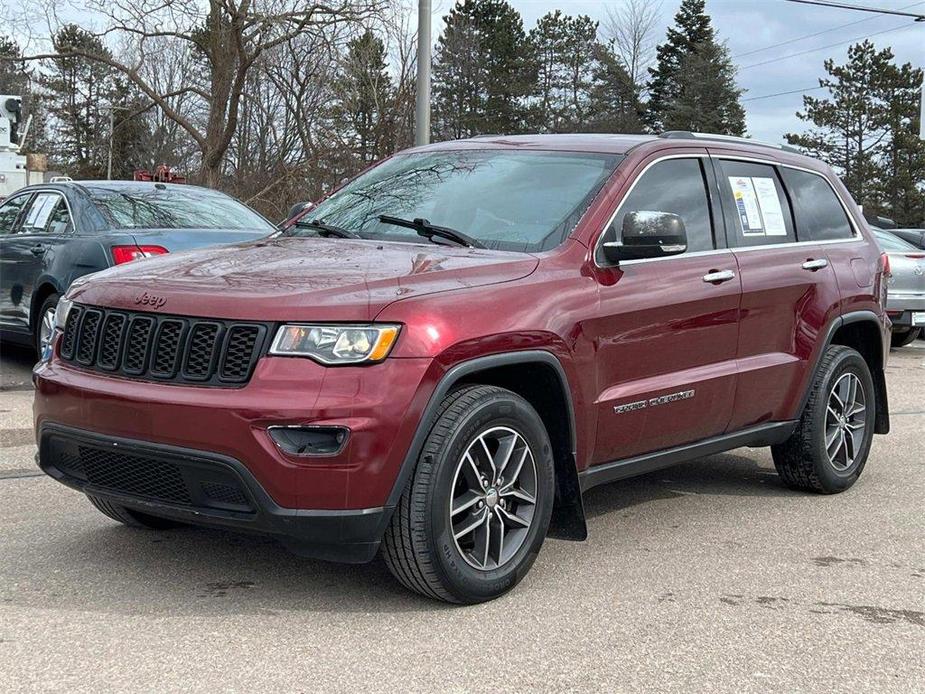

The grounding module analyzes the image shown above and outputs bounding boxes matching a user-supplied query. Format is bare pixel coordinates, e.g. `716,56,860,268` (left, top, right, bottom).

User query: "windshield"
288,149,623,252
874,230,918,252
89,186,273,231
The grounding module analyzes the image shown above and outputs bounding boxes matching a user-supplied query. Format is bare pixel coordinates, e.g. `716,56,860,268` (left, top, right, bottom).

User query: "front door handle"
802,258,828,271
702,269,736,283
30,244,46,256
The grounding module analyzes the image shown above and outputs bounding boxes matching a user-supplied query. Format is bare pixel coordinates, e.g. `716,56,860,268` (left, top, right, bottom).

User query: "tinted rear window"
780,169,855,241
89,187,272,231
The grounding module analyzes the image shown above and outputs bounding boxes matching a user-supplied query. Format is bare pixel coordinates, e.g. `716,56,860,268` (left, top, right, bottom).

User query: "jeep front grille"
59,304,270,386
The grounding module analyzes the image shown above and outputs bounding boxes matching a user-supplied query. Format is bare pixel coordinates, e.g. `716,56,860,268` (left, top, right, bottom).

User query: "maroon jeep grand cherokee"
34,133,891,603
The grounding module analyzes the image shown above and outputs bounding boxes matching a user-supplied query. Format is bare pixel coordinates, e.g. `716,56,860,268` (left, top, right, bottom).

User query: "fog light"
268,426,349,456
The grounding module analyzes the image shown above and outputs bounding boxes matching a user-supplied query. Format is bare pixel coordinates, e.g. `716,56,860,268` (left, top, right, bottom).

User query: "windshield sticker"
751,177,787,236
728,176,764,234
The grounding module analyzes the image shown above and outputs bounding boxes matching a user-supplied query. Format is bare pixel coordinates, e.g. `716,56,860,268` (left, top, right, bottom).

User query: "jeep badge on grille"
135,292,167,309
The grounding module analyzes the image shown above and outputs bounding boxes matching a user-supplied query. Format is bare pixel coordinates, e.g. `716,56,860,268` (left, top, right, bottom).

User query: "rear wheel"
891,327,921,349
772,346,875,494
382,385,555,604
87,495,184,530
34,293,59,357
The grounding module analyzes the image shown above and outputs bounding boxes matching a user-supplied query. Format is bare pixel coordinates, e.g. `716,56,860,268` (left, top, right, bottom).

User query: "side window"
46,198,73,235
19,193,62,234
718,160,795,246
780,168,855,241
602,158,715,257
0,194,31,235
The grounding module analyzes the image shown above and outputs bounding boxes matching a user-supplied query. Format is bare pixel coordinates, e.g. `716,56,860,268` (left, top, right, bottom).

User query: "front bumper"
38,423,391,562
34,351,436,511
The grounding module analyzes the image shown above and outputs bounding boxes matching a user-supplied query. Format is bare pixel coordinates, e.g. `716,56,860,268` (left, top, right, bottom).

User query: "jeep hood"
67,237,539,321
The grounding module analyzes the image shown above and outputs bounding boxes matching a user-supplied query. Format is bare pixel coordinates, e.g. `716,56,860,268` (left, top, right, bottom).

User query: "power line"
732,1,923,59
784,0,925,20
739,22,915,69
742,85,828,102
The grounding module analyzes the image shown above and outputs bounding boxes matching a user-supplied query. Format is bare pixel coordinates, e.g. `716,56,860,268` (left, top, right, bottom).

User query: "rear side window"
602,158,715,257
46,198,73,234
0,194,31,234
780,168,855,241
19,192,63,234
718,160,795,246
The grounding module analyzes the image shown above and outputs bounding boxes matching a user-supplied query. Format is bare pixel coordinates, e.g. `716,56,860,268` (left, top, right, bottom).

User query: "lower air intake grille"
78,445,192,505
45,431,254,513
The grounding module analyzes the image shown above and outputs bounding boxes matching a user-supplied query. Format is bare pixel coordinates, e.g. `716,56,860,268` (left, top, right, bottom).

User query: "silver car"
873,229,925,347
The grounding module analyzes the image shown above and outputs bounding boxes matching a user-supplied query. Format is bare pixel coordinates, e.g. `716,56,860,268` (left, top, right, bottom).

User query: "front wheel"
382,385,555,603
772,346,876,494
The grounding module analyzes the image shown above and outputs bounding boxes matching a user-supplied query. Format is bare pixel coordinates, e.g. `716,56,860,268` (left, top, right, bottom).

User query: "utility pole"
106,106,114,180
415,0,432,146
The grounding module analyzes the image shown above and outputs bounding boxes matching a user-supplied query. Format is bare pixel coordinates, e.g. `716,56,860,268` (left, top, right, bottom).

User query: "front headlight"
53,296,74,332
269,324,401,365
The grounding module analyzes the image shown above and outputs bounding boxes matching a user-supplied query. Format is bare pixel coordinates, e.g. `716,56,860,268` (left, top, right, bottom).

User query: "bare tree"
9,0,385,187
603,0,662,99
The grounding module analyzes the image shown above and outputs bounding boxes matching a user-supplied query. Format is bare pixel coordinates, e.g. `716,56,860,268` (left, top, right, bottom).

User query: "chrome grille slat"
58,304,268,387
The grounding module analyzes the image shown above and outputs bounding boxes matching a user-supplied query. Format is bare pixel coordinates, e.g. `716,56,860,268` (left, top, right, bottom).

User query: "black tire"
382,385,555,604
34,293,60,356
891,327,921,349
87,495,184,530
772,345,876,494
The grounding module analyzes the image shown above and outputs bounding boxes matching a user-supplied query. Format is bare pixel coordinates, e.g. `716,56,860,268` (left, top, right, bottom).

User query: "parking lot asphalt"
0,342,922,693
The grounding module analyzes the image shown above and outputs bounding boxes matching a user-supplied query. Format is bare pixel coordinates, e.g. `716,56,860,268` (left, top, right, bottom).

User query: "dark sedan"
0,181,275,354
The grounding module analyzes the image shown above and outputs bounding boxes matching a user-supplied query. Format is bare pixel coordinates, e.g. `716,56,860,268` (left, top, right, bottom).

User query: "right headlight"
269,324,401,365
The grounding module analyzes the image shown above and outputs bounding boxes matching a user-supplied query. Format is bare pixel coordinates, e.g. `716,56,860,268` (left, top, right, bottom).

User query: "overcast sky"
432,0,925,143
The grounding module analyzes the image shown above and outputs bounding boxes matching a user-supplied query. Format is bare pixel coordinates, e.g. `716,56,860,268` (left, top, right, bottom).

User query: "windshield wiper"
297,218,360,239
378,215,485,249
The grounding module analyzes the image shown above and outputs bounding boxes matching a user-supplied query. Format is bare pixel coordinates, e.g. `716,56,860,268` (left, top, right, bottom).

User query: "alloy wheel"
824,372,867,470
449,426,538,570
39,307,56,355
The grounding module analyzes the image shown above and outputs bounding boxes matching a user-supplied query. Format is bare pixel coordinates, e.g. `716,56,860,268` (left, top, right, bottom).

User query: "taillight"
878,252,889,307
111,245,168,264
905,253,925,260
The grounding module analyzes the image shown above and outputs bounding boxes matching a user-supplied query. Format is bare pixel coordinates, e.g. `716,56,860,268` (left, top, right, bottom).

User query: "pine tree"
527,11,598,132
646,0,744,135
331,29,395,165
43,25,123,177
587,40,645,134
786,41,924,224
432,0,534,138
875,60,924,225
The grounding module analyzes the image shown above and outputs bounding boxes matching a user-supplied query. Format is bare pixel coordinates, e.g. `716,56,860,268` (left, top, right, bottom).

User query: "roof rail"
659,131,802,155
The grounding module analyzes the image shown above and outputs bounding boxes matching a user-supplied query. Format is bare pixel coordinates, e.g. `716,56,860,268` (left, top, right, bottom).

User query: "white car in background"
873,229,925,348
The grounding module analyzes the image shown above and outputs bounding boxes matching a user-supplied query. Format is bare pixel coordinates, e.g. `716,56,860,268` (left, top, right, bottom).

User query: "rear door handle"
702,269,736,283
801,258,828,271
30,244,46,256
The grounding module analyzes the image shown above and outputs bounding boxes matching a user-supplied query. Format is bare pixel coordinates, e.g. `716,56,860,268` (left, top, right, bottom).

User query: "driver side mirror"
601,211,688,265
